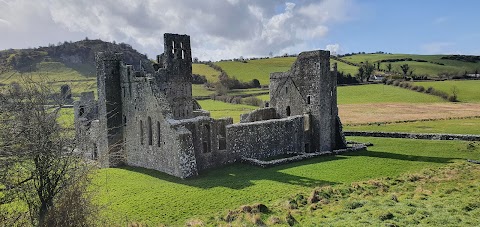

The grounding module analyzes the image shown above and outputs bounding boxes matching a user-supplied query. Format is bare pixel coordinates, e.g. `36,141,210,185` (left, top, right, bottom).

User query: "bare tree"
0,76,97,226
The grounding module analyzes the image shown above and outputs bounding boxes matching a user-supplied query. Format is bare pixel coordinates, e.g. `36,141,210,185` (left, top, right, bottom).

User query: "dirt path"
339,103,480,124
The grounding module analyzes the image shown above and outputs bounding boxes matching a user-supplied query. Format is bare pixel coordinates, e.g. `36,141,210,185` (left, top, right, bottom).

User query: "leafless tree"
0,76,97,226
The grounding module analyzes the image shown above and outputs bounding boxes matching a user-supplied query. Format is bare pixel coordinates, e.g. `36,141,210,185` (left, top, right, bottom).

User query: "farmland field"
197,99,257,122
413,80,480,103
192,63,220,82
344,117,480,135
94,137,480,225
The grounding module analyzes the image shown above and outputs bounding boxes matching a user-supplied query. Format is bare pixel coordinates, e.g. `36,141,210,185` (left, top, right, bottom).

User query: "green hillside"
413,80,480,102
214,57,359,85
192,63,220,82
341,54,480,77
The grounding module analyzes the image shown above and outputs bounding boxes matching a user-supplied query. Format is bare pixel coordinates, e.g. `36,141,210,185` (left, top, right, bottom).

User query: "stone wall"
226,115,306,160
240,107,278,123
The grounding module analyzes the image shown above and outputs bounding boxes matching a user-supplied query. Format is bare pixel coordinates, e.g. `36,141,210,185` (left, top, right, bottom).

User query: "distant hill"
212,54,480,85
0,39,153,77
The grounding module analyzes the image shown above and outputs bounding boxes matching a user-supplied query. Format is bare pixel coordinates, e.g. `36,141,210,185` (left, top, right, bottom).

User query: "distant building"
74,33,348,178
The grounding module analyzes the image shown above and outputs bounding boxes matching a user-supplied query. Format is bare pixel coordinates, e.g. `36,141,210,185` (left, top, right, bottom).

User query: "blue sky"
0,0,479,60
326,0,480,55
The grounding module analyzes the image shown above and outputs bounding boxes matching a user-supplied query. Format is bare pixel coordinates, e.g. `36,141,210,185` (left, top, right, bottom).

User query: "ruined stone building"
74,33,347,178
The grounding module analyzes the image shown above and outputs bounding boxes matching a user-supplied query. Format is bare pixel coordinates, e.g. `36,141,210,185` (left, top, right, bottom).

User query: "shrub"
448,95,458,102
242,97,263,107
416,86,425,92
425,87,434,94
392,80,400,86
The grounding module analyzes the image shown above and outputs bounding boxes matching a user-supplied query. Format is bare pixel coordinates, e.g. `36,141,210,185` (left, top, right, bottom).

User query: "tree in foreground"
0,77,98,226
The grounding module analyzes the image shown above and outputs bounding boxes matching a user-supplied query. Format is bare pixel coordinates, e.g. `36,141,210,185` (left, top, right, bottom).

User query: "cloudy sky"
1,0,479,60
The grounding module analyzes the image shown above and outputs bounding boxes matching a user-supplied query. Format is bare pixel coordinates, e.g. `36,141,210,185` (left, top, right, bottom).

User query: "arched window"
285,87,288,94
79,106,85,117
147,117,153,146
140,120,144,145
157,121,161,147
286,106,291,116
203,124,211,153
307,95,311,104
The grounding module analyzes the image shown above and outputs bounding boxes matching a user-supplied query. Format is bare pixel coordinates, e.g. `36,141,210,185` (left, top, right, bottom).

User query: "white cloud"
325,43,340,55
0,0,354,60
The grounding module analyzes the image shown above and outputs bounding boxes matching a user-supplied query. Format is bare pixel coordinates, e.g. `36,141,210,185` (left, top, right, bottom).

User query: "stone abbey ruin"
74,33,350,178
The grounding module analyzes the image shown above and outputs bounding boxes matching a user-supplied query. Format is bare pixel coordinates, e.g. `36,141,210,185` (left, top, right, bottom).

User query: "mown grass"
337,84,444,104
94,137,480,225
345,118,480,135
197,99,257,123
413,80,480,103
192,84,214,97
341,54,480,76
192,63,220,82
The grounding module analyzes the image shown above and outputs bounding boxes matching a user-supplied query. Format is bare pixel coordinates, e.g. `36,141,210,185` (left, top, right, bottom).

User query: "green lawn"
94,137,480,225
413,80,480,103
192,63,220,82
337,84,444,104
197,100,257,123
331,59,358,76
345,118,480,135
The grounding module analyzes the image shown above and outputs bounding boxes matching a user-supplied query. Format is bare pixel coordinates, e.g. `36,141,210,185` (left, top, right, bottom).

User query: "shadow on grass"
118,155,345,190
344,149,456,164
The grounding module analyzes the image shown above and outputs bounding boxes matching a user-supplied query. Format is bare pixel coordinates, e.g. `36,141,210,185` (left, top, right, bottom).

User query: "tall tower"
160,33,194,120
96,52,125,167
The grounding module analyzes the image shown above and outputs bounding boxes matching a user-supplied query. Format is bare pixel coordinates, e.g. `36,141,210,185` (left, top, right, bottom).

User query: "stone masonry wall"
226,115,305,160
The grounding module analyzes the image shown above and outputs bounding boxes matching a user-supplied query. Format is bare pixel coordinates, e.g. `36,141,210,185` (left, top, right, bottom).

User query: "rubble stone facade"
74,33,347,178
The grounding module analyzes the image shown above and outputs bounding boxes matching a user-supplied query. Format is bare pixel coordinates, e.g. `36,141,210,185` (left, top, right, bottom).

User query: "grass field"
197,100,257,122
345,118,480,135
337,84,444,104
94,137,480,225
413,80,480,103
340,54,480,77
215,57,359,85
339,103,480,125
192,63,220,82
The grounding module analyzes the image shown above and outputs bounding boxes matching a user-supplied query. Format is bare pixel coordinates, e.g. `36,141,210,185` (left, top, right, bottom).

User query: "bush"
448,95,458,102
425,87,434,94
392,80,400,86
416,86,425,92
242,97,263,107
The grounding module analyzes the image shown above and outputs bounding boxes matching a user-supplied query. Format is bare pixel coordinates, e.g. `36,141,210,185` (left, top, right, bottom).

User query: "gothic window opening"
140,120,144,145
79,106,85,117
286,106,291,116
285,86,288,94
307,95,311,104
148,117,153,146
157,121,161,147
203,124,211,153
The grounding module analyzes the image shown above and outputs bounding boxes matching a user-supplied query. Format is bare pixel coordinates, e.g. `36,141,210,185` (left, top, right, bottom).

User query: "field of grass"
197,100,257,122
192,63,220,82
94,137,480,225
257,84,445,104
216,57,359,85
341,54,480,77
337,84,444,104
192,84,214,97
413,80,480,103
345,118,480,135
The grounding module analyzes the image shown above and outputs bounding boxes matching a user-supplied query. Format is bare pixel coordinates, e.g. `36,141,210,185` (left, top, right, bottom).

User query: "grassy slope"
192,63,220,82
345,118,480,135
337,84,444,104
341,54,480,76
414,80,480,102
215,57,359,85
256,84,445,104
197,100,257,123
94,137,480,225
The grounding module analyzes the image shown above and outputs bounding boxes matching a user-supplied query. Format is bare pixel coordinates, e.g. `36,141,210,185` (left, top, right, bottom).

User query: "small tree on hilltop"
400,64,410,79
386,63,392,73
360,61,375,82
